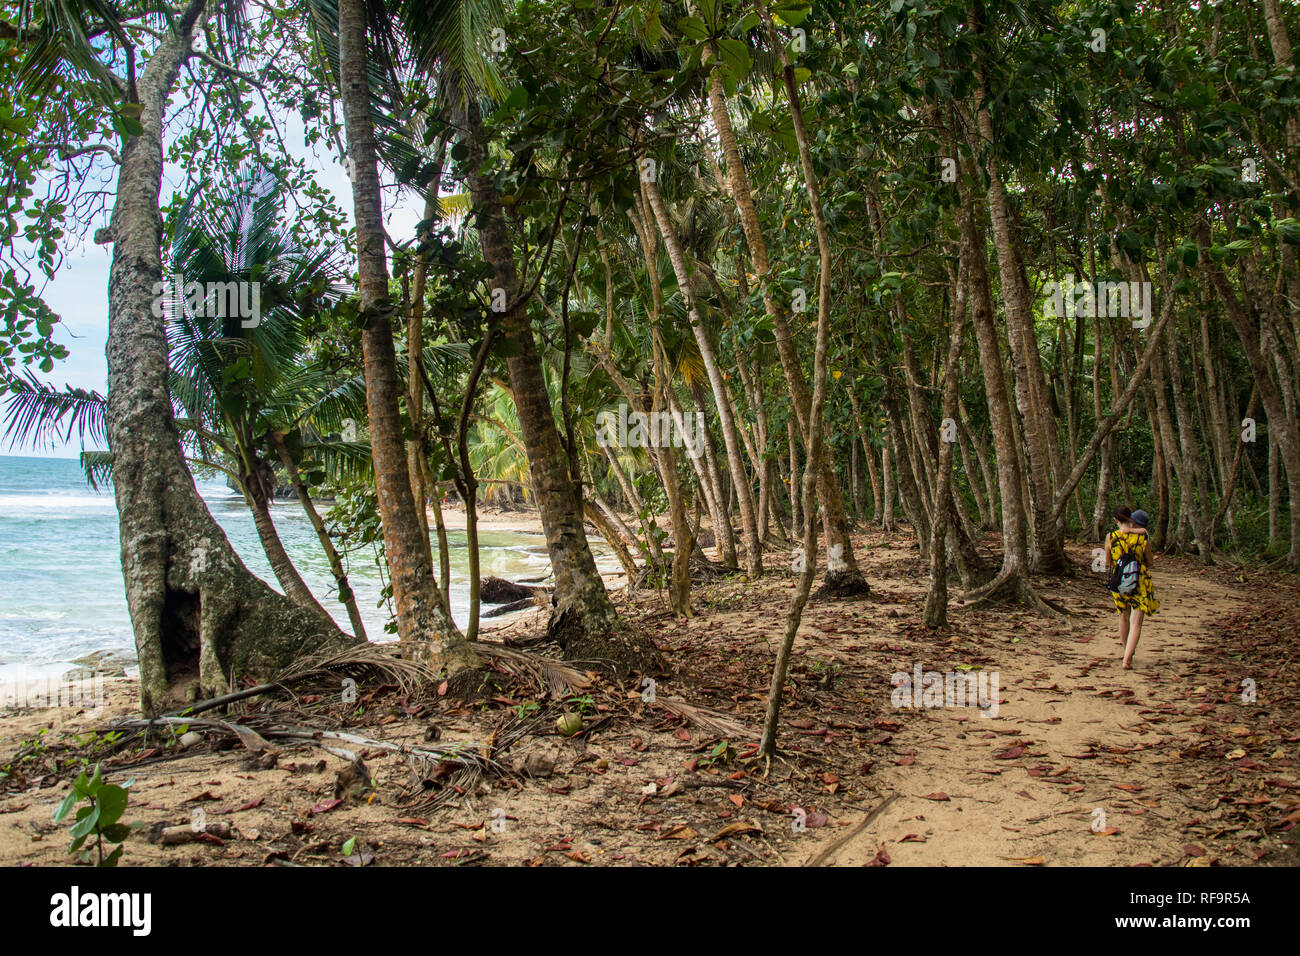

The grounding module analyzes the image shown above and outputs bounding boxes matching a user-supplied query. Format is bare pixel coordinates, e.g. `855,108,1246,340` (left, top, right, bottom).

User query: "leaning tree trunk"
642,173,761,576
337,0,478,681
105,0,357,712
270,431,367,639
706,65,867,595
459,100,655,673
238,453,333,624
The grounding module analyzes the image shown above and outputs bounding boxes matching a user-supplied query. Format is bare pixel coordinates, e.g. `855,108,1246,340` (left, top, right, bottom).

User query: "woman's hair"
1113,504,1133,523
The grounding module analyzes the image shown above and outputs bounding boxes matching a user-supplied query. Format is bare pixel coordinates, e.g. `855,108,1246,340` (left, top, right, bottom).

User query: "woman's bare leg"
1123,608,1145,669
1117,607,1130,650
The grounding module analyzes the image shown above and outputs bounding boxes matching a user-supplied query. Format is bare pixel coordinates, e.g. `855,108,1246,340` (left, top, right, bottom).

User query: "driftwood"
483,597,537,617
159,822,233,845
480,576,550,604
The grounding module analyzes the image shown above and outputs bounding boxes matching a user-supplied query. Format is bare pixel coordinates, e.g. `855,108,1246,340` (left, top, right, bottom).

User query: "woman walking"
1105,507,1159,669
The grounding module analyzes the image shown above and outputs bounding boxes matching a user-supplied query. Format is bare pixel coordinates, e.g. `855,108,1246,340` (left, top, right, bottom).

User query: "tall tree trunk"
923,261,968,626
458,101,655,670
642,174,761,575
106,0,355,712
706,65,867,595
953,162,1048,611
972,99,1067,573
338,0,476,680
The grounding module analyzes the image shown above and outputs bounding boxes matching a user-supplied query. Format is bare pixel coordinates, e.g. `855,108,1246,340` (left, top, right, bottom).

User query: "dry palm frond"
656,698,755,740
275,642,438,697
401,708,545,812
471,642,593,696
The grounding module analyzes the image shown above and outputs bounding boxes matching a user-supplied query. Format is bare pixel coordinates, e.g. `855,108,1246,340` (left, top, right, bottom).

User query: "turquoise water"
0,455,609,673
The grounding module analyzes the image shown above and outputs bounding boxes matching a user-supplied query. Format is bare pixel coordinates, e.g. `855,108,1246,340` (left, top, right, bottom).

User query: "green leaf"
502,86,528,112
70,804,101,840
100,823,132,843
716,37,752,78
772,1,812,26
96,785,129,827
644,5,663,44
678,16,708,40
53,790,78,823
342,835,357,856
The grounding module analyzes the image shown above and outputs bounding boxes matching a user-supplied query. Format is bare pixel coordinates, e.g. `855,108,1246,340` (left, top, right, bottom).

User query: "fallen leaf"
710,821,761,841
658,825,698,841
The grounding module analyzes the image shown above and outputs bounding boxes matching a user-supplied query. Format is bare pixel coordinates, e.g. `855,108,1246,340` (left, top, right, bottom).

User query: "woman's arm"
1104,532,1113,570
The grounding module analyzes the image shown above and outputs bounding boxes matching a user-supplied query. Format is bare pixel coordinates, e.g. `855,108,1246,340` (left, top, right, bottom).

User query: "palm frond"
1,371,107,451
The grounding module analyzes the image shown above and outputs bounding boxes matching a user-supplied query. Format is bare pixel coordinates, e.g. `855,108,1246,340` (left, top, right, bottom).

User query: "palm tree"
330,0,479,681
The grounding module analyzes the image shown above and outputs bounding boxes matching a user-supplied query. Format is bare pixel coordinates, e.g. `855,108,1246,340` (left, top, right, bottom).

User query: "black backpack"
1108,537,1141,595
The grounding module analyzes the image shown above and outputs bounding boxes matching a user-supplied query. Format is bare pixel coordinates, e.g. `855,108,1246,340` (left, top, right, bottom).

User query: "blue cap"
1130,509,1149,528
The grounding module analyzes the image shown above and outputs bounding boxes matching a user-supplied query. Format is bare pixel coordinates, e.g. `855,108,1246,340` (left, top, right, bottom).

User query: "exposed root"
551,603,663,677
956,565,1067,619
813,567,872,601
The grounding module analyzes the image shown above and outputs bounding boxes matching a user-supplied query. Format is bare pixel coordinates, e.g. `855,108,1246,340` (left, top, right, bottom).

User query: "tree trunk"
973,100,1067,573
706,67,867,595
238,453,332,623
338,0,476,680
459,100,655,671
642,174,760,575
106,0,356,712
923,260,968,627
270,432,367,639
953,162,1047,611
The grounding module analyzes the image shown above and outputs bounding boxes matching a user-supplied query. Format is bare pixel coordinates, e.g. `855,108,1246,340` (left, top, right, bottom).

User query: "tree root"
956,565,1067,618
812,567,872,601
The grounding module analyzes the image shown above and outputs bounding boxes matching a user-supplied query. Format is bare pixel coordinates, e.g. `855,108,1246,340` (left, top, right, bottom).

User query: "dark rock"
480,576,540,604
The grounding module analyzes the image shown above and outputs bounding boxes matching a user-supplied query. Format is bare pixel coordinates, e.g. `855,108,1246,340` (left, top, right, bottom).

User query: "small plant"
560,693,597,716
53,763,135,866
514,700,541,719
699,739,736,769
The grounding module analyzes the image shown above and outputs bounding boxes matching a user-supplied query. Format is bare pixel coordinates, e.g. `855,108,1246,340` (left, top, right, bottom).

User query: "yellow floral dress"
1109,530,1159,614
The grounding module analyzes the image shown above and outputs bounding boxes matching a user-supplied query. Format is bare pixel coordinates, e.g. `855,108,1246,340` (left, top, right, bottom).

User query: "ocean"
0,454,606,677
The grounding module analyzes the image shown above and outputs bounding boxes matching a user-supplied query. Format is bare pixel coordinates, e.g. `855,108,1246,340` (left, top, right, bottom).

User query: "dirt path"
795,556,1250,867
3,537,1293,867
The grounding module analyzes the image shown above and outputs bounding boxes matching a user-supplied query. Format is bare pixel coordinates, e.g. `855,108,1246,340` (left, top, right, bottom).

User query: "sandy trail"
796,563,1244,866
